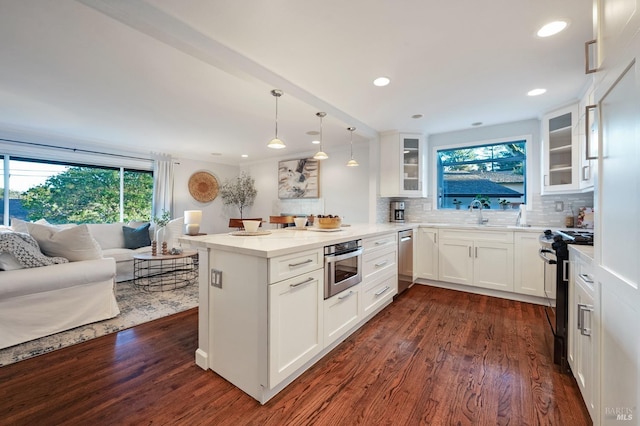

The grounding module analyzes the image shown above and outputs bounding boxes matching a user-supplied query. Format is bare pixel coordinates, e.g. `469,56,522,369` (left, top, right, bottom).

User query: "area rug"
0,279,199,367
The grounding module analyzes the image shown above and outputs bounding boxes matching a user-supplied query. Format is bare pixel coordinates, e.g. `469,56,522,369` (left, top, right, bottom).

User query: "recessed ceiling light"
312,139,320,145
537,20,568,37
306,130,320,136
373,77,390,87
527,88,547,96
241,154,248,158
411,114,424,119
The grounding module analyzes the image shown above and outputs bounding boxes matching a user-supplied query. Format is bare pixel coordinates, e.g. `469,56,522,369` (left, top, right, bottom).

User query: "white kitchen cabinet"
513,232,545,297
323,285,360,347
541,104,581,193
568,248,599,422
595,0,640,71
438,229,514,292
593,21,640,423
379,132,426,197
268,268,324,387
416,227,439,280
575,86,597,191
361,271,396,317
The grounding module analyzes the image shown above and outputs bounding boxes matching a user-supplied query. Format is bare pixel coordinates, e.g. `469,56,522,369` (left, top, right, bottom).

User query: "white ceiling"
0,0,593,165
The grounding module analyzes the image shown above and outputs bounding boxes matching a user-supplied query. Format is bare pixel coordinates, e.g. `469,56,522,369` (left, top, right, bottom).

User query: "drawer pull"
579,273,594,283
289,258,313,268
375,260,388,267
375,240,389,245
290,277,314,288
375,286,391,296
578,303,594,336
338,290,355,300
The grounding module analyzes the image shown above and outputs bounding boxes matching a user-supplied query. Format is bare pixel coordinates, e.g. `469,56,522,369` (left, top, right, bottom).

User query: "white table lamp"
184,210,203,235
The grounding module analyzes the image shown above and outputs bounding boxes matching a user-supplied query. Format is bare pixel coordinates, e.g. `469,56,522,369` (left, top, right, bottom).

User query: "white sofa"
0,257,120,349
0,217,184,349
87,217,184,282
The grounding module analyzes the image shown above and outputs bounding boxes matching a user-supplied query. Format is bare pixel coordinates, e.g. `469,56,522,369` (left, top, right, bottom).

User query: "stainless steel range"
539,229,594,372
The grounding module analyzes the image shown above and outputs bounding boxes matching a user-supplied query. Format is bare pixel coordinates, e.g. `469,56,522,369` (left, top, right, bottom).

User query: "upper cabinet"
379,132,427,198
594,0,640,72
542,104,580,193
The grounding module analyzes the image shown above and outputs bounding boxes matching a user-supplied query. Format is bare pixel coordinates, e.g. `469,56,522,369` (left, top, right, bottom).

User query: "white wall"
242,142,371,225
172,158,239,235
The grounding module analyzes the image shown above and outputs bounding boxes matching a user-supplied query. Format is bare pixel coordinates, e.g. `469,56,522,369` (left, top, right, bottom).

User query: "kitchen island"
179,223,412,404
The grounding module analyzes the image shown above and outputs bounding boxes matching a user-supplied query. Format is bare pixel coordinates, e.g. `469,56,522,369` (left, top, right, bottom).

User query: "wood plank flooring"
0,285,591,425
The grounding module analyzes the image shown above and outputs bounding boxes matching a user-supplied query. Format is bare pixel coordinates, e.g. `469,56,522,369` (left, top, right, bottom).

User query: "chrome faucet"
469,199,488,225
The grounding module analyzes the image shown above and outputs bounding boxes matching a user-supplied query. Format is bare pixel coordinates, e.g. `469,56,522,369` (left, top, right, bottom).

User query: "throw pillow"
27,223,102,262
122,223,152,249
0,252,24,271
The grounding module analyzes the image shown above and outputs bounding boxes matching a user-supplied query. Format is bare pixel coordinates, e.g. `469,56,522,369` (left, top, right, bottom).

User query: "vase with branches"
220,172,257,219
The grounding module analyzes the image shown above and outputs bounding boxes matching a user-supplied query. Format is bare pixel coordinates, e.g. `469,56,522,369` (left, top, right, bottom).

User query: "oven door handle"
538,248,557,264
325,248,364,263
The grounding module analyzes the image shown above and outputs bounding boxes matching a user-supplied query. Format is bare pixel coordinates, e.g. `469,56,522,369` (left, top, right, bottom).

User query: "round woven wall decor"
188,171,219,203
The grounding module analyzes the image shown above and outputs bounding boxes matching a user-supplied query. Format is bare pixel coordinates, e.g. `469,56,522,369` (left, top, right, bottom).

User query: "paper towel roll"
519,204,527,226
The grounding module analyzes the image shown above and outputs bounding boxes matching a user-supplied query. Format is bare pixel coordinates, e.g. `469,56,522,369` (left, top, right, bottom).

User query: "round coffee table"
133,250,199,291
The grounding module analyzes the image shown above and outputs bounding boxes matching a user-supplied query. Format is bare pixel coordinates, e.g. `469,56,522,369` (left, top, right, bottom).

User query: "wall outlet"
555,201,564,212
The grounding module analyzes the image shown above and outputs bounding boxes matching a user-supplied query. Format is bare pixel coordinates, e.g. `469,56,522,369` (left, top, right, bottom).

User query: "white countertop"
179,222,550,258
179,223,416,258
569,244,595,261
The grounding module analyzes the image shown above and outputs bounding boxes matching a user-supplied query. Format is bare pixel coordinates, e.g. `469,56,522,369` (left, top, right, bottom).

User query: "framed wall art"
278,158,319,199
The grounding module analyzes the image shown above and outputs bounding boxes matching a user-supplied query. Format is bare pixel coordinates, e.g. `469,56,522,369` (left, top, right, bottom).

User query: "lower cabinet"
416,227,439,280
438,229,514,292
568,248,598,421
513,232,545,297
361,272,396,317
324,285,360,347
268,268,324,387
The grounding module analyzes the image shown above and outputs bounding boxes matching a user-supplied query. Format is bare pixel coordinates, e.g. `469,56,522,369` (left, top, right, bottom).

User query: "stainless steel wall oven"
324,239,363,299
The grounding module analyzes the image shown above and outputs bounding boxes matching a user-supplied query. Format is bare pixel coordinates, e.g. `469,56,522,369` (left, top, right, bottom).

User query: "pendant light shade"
313,112,329,160
346,126,359,167
267,89,286,149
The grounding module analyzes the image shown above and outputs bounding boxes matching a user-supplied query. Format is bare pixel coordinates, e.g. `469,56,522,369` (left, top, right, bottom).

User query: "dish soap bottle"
564,204,574,228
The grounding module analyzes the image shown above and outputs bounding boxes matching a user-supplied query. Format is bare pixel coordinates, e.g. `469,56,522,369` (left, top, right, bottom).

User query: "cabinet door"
513,232,545,297
574,276,597,420
416,227,438,280
473,242,514,291
542,104,580,193
596,0,640,68
595,41,640,424
268,268,323,388
379,132,426,197
438,238,473,285
324,286,360,347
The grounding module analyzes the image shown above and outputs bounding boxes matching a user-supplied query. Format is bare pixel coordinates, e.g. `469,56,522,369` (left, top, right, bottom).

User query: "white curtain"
152,154,174,218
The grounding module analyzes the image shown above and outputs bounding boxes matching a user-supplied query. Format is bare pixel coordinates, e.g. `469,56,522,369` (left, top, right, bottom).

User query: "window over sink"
436,139,527,209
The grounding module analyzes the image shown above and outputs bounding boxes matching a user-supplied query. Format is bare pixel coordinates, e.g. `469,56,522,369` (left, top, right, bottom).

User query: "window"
437,140,526,209
3,157,153,225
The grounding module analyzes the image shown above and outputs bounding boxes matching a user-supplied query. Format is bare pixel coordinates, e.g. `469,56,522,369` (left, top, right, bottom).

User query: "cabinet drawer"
363,233,397,253
269,248,323,284
363,246,396,280
324,285,360,346
438,229,513,244
361,273,396,317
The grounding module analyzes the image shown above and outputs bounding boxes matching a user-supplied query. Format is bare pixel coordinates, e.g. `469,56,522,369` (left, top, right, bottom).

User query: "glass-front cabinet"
379,132,426,197
542,104,580,193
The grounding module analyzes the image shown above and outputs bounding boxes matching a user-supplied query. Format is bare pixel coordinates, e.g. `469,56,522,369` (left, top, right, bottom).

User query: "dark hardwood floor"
0,285,591,425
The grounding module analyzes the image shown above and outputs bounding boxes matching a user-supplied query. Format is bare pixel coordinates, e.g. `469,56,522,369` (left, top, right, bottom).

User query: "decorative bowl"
315,216,342,229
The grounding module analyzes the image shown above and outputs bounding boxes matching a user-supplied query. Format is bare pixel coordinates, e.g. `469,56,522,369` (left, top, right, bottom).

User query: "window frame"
430,134,532,210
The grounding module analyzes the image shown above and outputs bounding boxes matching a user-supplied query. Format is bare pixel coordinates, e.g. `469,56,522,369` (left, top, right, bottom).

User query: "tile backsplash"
377,193,594,228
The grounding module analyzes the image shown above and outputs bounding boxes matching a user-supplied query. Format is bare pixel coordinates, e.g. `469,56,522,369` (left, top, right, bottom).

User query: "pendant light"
267,89,286,149
313,112,329,160
346,126,359,167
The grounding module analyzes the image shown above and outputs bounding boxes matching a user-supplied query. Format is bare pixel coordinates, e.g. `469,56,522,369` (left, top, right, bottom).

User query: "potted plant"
452,199,462,210
473,194,491,209
220,172,258,219
498,199,511,210
152,209,171,243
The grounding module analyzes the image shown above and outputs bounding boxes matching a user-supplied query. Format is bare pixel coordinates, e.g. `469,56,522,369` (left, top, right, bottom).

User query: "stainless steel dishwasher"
397,229,414,295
